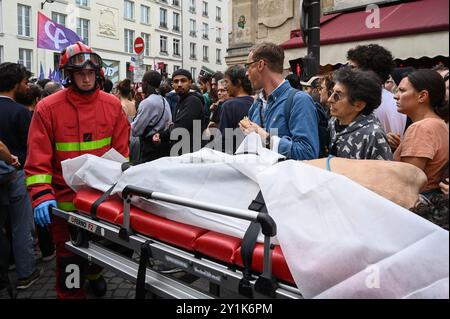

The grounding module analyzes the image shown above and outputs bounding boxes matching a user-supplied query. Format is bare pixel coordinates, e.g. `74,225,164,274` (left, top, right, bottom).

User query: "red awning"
280,0,449,50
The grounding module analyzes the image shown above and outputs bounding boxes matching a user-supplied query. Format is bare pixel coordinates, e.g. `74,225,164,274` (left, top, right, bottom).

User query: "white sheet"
61,133,449,299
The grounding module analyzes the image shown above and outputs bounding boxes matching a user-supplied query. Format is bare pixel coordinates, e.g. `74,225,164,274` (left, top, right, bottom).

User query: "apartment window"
202,23,208,39
18,48,32,71
76,0,88,6
173,65,180,73
141,33,150,56
159,8,167,28
190,43,196,59
172,0,180,7
0,46,3,64
189,19,196,37
216,48,221,64
216,7,222,22
173,39,180,56
189,0,196,13
160,35,168,53
140,5,150,24
216,27,222,43
203,45,209,62
202,1,208,17
190,67,196,81
51,12,66,26
124,29,134,53
124,1,134,20
76,18,90,45
172,12,180,32
17,4,31,37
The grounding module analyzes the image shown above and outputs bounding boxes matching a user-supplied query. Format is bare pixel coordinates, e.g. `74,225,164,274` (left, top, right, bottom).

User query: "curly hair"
346,44,395,83
332,67,382,115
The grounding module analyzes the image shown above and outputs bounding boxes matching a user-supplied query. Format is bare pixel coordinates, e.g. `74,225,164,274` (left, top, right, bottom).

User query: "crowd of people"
0,40,448,299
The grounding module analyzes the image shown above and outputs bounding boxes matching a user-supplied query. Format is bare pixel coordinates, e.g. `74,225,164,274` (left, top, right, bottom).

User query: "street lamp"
41,0,55,10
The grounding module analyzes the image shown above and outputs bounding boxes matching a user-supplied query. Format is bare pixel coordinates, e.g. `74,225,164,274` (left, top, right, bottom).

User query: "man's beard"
14,88,30,105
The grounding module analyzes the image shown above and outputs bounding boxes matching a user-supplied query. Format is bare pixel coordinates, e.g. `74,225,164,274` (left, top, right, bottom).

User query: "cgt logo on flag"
37,12,82,51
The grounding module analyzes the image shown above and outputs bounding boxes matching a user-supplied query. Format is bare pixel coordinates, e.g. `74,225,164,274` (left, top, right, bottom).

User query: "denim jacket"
248,81,319,160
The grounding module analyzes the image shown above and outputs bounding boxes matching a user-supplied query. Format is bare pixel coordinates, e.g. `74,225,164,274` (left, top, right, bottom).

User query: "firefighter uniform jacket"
25,87,130,210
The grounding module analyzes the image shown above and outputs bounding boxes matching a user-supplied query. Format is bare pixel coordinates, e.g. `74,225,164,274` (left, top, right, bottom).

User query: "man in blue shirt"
241,42,319,160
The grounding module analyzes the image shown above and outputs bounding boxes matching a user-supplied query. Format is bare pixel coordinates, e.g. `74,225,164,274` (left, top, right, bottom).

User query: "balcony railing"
189,31,197,37
216,37,221,43
159,22,168,29
173,26,180,32
189,6,196,13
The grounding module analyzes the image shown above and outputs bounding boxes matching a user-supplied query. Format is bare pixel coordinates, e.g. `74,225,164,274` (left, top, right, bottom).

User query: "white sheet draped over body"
62,134,449,299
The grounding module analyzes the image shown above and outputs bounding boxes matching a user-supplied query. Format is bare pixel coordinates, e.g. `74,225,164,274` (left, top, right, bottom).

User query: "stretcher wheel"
70,228,89,248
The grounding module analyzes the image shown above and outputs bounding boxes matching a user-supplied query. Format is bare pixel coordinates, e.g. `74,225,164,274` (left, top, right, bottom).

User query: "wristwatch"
264,134,271,149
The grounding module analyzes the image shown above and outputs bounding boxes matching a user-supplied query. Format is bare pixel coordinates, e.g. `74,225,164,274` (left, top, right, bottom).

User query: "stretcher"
52,185,302,299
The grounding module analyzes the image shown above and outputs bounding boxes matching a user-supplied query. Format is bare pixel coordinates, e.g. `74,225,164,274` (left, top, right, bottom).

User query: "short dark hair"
407,69,447,120
199,73,212,85
212,71,224,82
103,79,113,93
224,65,253,95
36,78,51,89
0,62,29,92
333,67,382,115
346,44,394,83
251,42,285,74
142,71,162,96
21,83,44,105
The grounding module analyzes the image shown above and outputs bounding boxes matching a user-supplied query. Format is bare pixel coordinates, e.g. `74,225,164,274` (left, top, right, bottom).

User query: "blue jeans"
5,170,36,278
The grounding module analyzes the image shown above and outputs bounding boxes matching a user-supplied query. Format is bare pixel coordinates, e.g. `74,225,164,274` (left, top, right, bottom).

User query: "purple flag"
39,63,45,81
37,12,82,51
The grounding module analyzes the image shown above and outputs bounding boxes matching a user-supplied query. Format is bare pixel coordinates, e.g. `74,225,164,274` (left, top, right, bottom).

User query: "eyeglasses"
244,60,260,70
329,90,345,102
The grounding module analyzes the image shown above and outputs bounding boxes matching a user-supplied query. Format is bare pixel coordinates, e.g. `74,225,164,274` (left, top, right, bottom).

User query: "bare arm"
0,140,13,164
400,156,429,172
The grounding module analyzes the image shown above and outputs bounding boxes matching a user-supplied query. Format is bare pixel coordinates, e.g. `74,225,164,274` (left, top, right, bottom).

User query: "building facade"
182,0,228,81
0,0,229,84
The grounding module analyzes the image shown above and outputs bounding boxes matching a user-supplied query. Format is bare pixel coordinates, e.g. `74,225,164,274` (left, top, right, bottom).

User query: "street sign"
134,37,145,55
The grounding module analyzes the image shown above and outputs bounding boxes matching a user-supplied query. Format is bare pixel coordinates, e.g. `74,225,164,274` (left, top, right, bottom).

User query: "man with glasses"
240,42,319,160
25,42,130,299
327,67,392,160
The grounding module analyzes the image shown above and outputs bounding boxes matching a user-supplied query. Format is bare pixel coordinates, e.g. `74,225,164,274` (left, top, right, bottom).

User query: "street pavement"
0,255,136,299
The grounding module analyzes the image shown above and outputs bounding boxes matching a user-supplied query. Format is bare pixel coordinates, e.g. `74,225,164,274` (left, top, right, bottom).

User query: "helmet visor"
68,53,102,69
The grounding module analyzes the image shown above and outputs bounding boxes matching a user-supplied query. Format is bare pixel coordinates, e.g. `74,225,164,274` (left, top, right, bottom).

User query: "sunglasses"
329,90,345,102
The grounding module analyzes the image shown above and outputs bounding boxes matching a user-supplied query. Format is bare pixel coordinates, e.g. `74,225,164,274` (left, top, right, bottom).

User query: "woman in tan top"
116,78,136,120
394,69,449,195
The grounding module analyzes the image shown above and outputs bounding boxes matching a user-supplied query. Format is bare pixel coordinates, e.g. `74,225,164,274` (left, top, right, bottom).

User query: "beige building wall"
225,0,333,69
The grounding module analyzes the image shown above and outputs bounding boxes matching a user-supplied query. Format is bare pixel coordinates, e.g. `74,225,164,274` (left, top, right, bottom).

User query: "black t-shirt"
218,96,254,135
0,97,31,168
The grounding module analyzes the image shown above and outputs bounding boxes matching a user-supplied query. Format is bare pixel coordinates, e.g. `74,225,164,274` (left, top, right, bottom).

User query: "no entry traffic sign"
134,37,145,55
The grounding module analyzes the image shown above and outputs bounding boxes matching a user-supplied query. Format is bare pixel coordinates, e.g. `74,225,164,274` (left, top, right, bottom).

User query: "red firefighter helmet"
59,41,102,71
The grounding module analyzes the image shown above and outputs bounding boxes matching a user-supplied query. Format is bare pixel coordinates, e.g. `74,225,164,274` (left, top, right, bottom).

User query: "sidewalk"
0,257,136,299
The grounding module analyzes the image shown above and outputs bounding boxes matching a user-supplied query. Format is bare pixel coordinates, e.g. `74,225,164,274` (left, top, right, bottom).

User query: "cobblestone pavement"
0,256,136,299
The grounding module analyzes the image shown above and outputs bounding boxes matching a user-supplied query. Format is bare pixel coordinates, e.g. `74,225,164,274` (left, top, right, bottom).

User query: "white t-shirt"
374,88,407,137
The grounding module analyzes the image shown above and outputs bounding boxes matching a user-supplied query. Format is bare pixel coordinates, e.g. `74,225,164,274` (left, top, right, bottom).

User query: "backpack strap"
284,88,299,130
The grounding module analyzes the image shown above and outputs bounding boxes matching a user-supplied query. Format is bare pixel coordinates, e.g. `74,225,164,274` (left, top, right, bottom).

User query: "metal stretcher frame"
51,185,303,299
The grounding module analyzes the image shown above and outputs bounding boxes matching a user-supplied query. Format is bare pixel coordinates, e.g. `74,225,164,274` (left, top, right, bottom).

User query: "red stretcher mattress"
73,188,295,285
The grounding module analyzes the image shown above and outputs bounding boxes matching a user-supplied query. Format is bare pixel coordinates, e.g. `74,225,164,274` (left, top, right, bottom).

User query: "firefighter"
24,42,130,299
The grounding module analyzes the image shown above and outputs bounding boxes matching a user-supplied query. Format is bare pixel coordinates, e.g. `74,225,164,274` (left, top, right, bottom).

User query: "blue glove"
34,200,57,227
